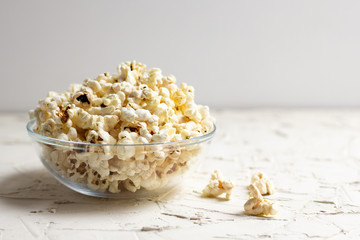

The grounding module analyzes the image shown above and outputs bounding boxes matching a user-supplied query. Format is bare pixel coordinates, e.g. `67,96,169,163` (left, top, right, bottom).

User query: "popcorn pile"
244,172,279,216
30,61,214,193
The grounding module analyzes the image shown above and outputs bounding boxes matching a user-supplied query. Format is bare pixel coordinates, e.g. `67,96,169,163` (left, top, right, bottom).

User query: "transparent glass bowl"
26,119,215,198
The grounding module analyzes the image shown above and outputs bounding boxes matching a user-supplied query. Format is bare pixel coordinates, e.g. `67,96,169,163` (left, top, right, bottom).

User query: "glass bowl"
26,119,215,198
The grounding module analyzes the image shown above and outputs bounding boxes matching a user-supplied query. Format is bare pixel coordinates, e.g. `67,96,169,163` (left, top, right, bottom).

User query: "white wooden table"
1,110,360,239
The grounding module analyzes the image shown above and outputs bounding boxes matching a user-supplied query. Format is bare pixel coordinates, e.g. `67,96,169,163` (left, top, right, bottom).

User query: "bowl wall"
27,120,215,198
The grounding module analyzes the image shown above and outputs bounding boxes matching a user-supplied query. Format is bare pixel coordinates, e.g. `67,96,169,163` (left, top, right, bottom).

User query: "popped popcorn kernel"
251,171,275,195
244,197,280,216
202,170,234,200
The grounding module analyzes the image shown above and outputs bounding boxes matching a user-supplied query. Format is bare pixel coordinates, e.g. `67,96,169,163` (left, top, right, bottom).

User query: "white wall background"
1,0,360,112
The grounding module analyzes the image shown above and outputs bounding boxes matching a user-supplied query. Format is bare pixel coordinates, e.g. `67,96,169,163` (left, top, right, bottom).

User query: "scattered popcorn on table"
250,171,275,195
30,61,215,193
244,175,279,217
244,196,280,216
202,170,234,200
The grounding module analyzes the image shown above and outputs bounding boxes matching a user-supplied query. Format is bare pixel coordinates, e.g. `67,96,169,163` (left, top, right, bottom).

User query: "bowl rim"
26,119,216,147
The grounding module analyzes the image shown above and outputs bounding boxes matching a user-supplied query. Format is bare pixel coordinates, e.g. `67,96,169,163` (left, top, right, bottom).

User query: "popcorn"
30,61,214,193
135,109,151,122
244,197,280,216
250,172,275,195
202,170,234,200
244,174,279,217
120,107,136,122
67,127,77,140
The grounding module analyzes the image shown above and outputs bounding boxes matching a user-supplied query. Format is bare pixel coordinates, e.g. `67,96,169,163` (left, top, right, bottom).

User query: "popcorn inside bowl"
35,138,208,193
28,61,215,194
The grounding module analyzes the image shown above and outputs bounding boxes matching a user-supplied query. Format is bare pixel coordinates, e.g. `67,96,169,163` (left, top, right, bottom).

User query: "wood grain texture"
0,110,360,239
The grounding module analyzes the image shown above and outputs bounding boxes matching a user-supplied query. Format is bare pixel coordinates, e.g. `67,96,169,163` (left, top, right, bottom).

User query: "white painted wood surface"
1,110,360,239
